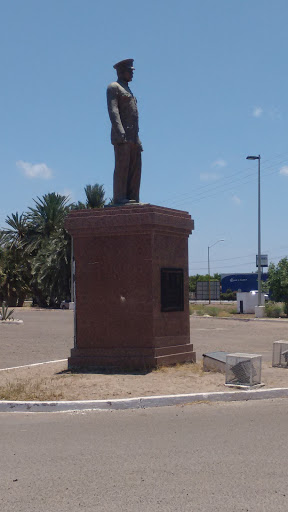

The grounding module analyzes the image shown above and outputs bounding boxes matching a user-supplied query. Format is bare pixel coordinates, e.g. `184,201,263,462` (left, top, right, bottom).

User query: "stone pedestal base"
65,204,195,370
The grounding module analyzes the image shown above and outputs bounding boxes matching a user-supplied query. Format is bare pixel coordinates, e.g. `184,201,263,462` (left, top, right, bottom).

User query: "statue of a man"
107,59,142,205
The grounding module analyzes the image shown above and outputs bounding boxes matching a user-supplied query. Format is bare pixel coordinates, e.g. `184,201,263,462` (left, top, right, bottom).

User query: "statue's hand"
119,133,127,144
115,133,127,145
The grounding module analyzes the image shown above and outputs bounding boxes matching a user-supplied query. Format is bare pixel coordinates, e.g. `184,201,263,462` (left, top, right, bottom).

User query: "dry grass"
0,360,225,401
1,359,287,402
188,303,255,318
189,303,237,317
153,361,204,376
0,378,64,401
218,310,231,317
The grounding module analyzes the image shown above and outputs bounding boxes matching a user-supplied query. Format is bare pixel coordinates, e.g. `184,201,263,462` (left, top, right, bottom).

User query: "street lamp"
246,155,261,307
208,239,224,303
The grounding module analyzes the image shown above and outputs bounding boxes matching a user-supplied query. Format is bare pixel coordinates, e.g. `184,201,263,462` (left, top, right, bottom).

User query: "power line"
171,165,285,208
189,261,256,272
175,157,288,208
189,252,257,264
161,153,282,204
159,151,288,208
189,253,288,272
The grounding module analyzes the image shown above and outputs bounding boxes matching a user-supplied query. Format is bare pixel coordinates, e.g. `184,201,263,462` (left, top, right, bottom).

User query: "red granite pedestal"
65,204,196,370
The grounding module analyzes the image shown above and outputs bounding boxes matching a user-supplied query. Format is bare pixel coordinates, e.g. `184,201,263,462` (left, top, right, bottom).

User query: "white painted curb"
192,315,288,324
1,387,288,413
0,359,67,372
0,319,23,325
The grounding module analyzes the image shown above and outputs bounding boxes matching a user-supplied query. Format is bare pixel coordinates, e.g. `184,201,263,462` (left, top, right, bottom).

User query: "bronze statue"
107,59,142,205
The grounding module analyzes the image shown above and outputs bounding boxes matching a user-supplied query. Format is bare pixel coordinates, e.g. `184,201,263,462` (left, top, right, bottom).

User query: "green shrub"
265,302,282,318
0,301,14,321
220,289,237,301
205,307,218,317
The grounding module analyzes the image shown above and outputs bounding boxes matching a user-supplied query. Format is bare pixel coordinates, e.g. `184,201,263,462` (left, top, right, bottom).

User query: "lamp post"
246,155,261,307
70,237,74,303
208,239,224,303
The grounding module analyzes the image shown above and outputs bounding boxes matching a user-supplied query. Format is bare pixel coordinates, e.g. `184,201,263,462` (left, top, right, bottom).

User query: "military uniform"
107,59,142,204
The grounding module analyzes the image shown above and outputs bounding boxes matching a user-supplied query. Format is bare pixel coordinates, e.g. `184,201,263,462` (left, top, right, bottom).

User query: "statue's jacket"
107,80,141,146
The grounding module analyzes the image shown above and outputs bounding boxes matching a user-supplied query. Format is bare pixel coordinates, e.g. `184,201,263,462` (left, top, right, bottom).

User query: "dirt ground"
0,309,288,400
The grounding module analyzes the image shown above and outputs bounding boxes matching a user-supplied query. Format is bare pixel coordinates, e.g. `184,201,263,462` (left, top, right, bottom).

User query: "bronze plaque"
161,268,184,312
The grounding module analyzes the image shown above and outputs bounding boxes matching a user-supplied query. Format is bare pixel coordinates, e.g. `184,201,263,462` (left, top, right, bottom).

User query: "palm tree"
0,212,29,249
0,213,31,306
84,184,106,208
27,192,71,239
0,193,73,308
26,193,72,307
72,184,106,210
1,187,107,308
31,230,71,307
71,200,86,210
0,243,31,306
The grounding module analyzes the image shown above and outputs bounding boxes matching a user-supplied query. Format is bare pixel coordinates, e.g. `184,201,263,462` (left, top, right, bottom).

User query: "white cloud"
252,106,263,118
200,172,221,182
16,160,53,179
212,159,227,168
280,166,288,176
232,194,241,205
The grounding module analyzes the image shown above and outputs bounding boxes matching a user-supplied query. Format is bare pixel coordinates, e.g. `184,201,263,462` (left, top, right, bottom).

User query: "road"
1,399,288,511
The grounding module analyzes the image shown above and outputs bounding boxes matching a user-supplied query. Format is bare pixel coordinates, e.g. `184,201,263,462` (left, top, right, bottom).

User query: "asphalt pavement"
0,309,73,369
1,398,288,511
191,315,288,362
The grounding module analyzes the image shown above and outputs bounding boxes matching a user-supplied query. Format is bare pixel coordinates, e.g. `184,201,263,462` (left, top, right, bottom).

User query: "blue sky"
1,0,288,275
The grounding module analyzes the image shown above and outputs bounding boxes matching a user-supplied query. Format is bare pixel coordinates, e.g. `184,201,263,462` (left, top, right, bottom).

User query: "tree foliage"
84,184,106,208
0,242,31,306
189,273,220,293
2,212,29,249
0,214,31,306
0,184,105,307
72,183,106,210
268,257,288,315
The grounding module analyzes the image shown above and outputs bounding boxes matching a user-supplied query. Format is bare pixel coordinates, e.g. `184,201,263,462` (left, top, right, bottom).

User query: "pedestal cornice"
65,204,194,237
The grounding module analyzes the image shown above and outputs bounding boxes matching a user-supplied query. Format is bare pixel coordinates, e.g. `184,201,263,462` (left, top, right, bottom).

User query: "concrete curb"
1,387,288,413
191,315,288,323
0,320,23,325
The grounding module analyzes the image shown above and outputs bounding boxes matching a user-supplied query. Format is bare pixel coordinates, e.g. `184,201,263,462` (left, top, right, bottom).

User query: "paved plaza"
1,309,288,369
1,310,288,511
